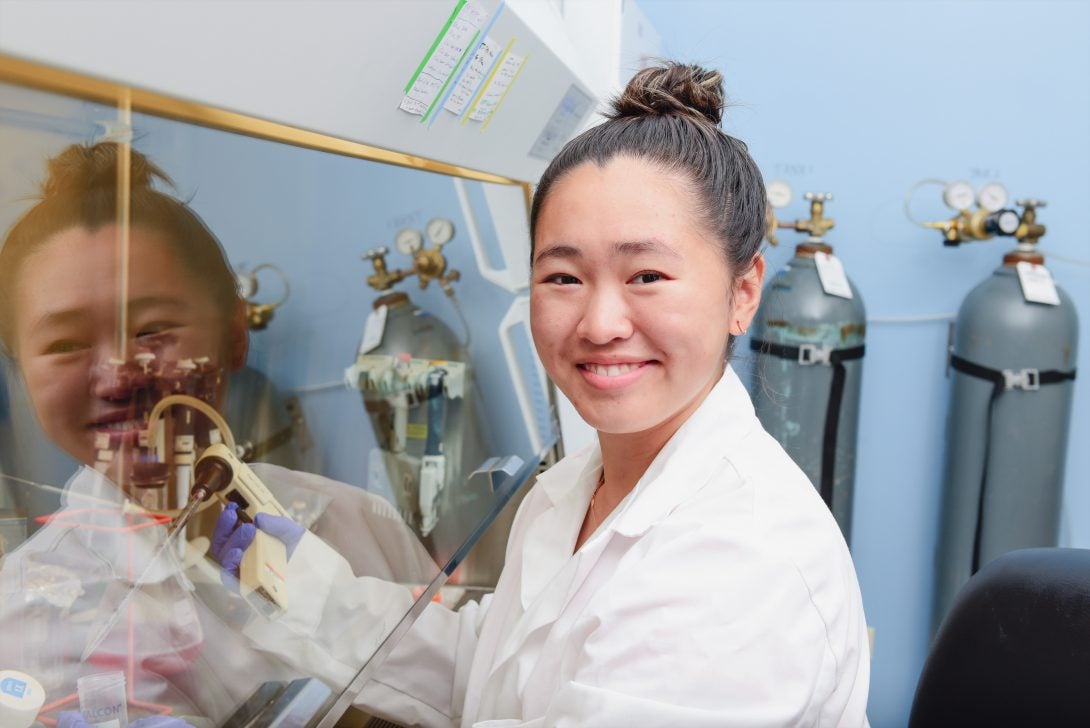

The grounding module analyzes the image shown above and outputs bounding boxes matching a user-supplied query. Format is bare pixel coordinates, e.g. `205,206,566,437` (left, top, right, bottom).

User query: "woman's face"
12,225,246,466
530,156,763,438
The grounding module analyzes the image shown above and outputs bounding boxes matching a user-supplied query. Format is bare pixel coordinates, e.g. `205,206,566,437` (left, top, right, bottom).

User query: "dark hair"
530,62,766,284
0,142,241,354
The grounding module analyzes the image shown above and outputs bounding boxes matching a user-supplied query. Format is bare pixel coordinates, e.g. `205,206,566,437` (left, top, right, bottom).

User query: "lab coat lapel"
487,531,619,688
517,448,601,610
486,447,605,678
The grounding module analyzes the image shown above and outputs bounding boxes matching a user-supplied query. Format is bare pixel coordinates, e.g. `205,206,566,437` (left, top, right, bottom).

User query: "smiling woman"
516,61,872,724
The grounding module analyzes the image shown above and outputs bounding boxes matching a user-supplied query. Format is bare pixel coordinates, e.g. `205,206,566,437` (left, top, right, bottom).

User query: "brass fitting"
246,303,277,331
924,209,994,245
1015,199,1047,245
922,215,964,244
413,246,449,289
237,263,291,331
779,192,836,241
363,247,410,291
363,243,461,293
764,204,780,247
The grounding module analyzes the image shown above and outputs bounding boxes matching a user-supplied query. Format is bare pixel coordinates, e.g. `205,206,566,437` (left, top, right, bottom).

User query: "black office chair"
909,547,1090,727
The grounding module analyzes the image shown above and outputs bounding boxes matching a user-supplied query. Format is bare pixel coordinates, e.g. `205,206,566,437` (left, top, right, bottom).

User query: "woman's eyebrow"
534,244,581,265
127,295,188,315
30,296,187,332
31,308,87,331
534,239,680,265
614,239,681,258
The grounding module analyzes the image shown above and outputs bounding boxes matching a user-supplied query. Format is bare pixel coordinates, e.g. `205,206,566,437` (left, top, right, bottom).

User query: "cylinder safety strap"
750,339,865,508
949,353,1077,574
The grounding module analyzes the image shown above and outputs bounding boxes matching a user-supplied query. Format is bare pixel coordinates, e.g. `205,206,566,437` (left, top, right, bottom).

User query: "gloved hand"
57,712,88,728
211,503,304,588
58,711,195,728
254,512,304,557
210,502,256,587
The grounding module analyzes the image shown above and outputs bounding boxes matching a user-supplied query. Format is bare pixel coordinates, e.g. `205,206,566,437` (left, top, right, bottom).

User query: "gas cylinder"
933,199,1079,630
749,192,866,543
348,234,505,587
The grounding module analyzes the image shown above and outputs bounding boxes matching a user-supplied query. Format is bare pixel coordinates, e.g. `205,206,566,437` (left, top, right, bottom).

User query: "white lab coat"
266,366,871,727
0,464,437,725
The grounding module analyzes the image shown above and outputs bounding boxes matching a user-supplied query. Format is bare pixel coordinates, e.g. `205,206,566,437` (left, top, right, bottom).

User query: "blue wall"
636,1,1090,725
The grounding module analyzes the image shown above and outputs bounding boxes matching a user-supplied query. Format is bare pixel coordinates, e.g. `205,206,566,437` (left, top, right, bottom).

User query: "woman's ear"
730,253,765,335
228,298,249,371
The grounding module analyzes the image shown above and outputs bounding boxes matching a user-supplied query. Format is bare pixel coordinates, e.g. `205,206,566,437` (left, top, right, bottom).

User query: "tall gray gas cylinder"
348,291,496,584
749,193,865,543
933,244,1079,631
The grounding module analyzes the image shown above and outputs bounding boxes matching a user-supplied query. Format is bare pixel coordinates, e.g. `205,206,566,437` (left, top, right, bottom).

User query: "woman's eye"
544,273,581,285
44,340,88,355
630,271,664,284
136,322,179,339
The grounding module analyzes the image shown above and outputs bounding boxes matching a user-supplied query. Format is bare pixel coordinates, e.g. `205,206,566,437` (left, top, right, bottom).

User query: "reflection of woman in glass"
0,143,247,469
228,62,872,726
0,143,431,726
0,142,260,725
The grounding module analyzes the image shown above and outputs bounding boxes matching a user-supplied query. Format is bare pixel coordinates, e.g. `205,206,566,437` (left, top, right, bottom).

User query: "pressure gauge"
425,217,455,245
994,209,1020,236
977,181,1009,213
236,271,258,300
766,179,793,209
395,227,424,255
942,180,975,211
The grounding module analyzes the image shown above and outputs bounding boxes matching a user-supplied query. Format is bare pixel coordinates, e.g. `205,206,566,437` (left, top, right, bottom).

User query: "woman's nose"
89,350,137,402
575,287,634,344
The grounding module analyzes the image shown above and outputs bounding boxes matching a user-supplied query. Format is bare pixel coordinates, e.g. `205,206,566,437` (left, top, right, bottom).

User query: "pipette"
166,455,233,540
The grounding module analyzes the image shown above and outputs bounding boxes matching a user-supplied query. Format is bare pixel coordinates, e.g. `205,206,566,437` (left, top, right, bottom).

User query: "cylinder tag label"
814,252,853,299
359,304,389,354
1016,262,1060,305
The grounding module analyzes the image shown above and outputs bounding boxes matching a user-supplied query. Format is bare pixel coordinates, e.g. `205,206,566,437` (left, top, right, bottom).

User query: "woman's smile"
577,359,656,389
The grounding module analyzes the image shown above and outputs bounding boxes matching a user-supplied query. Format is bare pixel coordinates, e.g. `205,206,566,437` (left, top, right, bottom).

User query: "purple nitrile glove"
210,503,305,588
253,512,304,558
211,501,256,588
57,712,90,728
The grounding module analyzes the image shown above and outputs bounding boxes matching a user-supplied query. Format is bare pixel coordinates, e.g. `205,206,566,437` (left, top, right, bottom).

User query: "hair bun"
610,62,725,125
41,142,171,199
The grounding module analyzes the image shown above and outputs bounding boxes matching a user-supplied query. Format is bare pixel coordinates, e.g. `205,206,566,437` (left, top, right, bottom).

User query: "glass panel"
0,74,554,726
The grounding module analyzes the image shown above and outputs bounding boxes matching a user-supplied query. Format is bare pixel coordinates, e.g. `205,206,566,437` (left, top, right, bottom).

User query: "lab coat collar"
516,449,601,609
610,365,756,538
537,442,603,509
